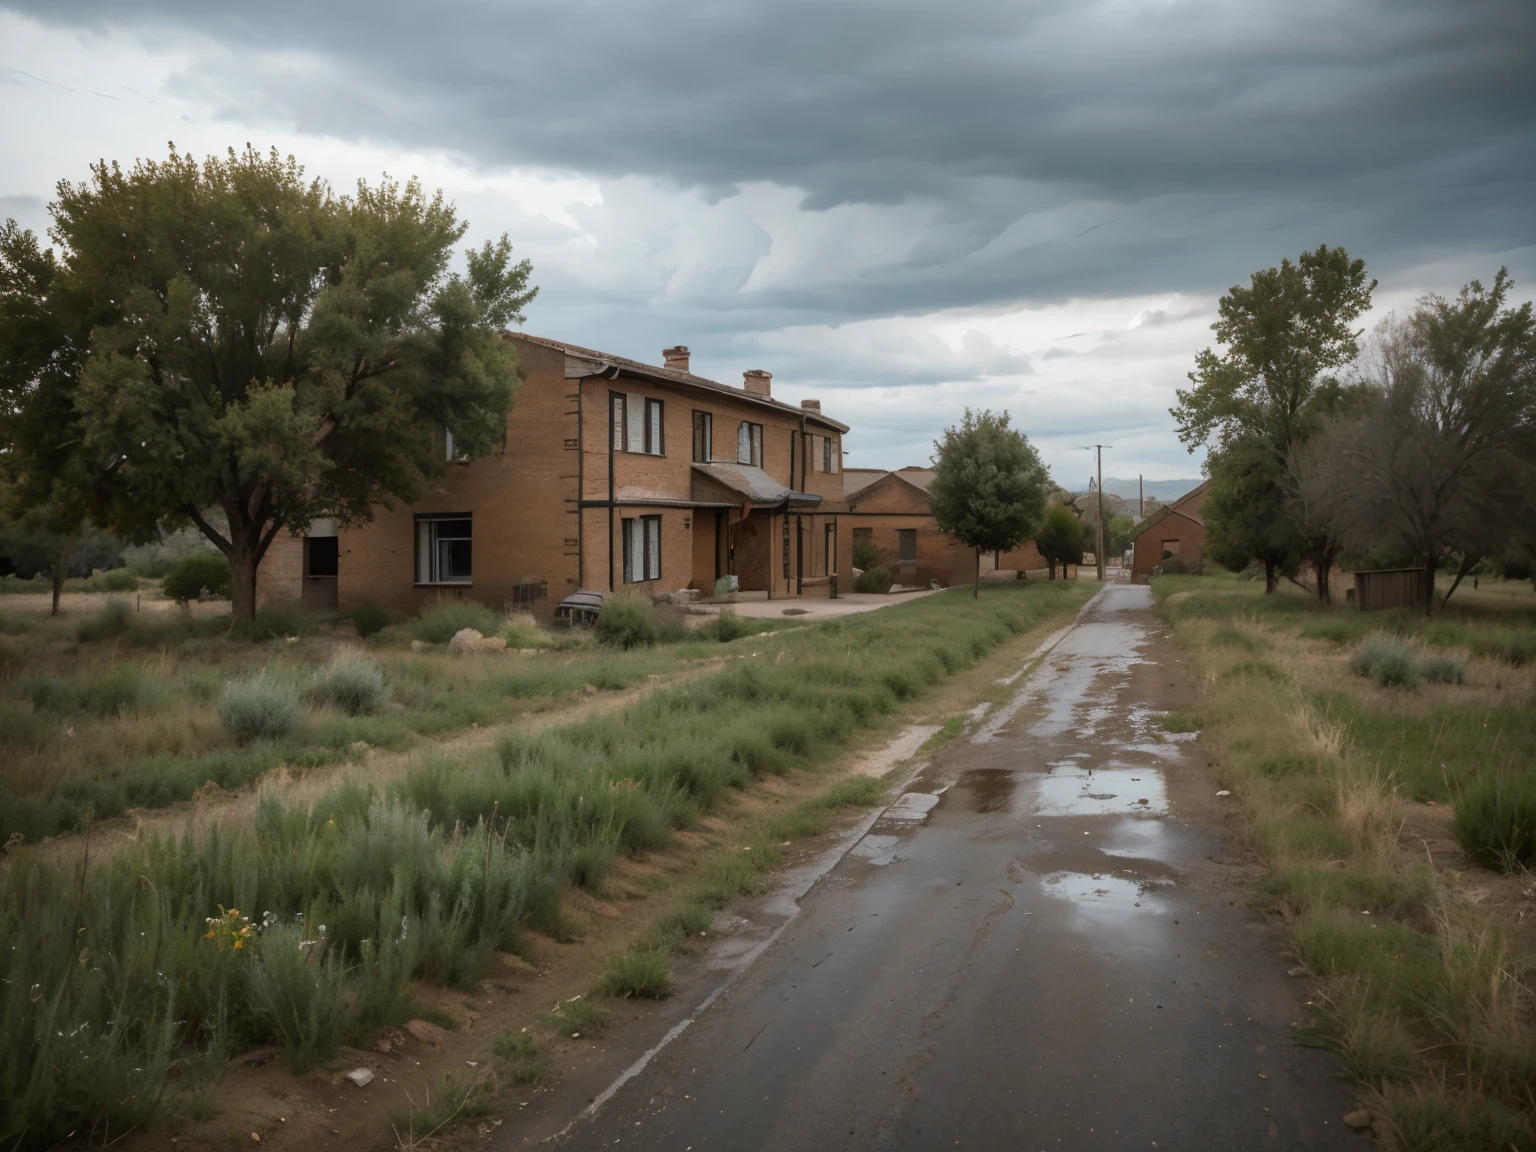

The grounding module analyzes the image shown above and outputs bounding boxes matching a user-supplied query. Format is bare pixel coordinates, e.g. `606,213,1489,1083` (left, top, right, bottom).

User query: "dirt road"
536,585,1359,1151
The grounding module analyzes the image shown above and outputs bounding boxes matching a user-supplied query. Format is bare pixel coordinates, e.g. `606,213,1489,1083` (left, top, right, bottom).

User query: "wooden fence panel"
1354,567,1431,612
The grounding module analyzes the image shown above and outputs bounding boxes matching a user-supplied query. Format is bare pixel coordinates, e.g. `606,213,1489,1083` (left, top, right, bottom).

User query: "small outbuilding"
1127,481,1209,583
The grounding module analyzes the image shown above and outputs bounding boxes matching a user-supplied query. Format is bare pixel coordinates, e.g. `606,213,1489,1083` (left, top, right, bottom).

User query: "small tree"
0,146,536,620
1202,436,1299,591
928,410,1049,597
1034,504,1085,579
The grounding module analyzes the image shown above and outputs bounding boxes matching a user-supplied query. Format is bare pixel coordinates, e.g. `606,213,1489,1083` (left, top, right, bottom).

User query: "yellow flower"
233,939,243,950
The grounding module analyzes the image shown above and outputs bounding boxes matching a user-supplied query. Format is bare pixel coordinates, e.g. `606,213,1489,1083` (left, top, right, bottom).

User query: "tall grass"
1157,571,1536,1141
0,581,1088,1146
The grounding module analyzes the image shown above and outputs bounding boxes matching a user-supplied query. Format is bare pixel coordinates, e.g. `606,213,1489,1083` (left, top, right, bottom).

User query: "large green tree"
0,146,536,618
929,409,1049,596
1172,244,1374,592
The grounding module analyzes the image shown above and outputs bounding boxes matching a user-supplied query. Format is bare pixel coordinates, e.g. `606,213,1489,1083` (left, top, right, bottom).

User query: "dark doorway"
303,536,339,612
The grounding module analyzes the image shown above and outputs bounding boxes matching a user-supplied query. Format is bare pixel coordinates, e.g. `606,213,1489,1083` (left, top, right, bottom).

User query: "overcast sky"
2,0,1532,486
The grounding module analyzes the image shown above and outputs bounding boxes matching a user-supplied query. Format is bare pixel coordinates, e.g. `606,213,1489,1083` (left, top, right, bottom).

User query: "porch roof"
691,462,823,507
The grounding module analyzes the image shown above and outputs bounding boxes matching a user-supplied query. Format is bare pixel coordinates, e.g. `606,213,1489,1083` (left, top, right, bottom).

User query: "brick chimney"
662,345,690,373
800,399,821,413
743,369,772,397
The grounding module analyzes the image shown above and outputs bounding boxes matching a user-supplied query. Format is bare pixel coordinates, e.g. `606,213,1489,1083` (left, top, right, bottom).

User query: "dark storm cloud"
7,0,1535,317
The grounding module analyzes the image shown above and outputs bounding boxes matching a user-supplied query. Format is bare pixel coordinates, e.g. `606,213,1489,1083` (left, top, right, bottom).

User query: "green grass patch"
388,1068,494,1144
493,1031,553,1085
597,949,674,999
1452,772,1536,870
540,996,611,1037
1159,711,1198,734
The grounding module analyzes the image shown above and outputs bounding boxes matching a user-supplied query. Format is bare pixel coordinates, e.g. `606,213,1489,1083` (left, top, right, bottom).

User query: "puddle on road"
849,834,903,866
1039,871,1173,913
958,764,1168,818
962,769,1016,813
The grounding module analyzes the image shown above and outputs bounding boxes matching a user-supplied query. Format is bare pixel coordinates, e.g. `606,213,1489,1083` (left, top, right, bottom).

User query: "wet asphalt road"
557,586,1359,1151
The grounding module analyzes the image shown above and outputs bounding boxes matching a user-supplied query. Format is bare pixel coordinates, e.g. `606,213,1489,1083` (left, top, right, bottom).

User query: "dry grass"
1158,572,1536,1147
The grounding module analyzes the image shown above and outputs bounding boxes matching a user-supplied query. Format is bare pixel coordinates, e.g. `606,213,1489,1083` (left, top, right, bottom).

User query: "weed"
541,996,611,1036
76,597,134,642
1471,628,1536,666
1419,655,1466,685
493,1031,553,1084
1210,626,1267,651
501,614,554,649
716,608,749,643
247,924,350,1071
220,675,300,742
308,655,390,715
1452,773,1536,870
1221,657,1290,683
350,601,391,639
1159,711,1198,734
414,601,499,644
1350,635,1420,687
242,599,315,641
594,595,658,649
389,1068,494,1146
597,949,673,998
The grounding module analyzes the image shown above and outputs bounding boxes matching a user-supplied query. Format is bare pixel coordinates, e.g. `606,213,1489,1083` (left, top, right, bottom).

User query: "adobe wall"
1131,510,1205,582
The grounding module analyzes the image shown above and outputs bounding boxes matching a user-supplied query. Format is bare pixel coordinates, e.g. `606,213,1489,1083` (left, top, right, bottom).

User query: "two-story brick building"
255,336,852,619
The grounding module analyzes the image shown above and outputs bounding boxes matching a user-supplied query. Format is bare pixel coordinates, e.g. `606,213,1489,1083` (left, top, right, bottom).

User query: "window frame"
897,528,918,566
692,410,713,463
822,435,838,474
415,514,474,586
737,421,763,467
622,515,662,583
612,392,665,456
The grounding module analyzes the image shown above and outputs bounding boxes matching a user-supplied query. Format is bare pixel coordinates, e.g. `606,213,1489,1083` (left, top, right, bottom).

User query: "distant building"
843,466,1044,587
1128,481,1209,582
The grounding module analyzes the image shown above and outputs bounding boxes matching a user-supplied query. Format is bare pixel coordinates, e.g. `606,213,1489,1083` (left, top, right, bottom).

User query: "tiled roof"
511,333,850,433
842,468,886,498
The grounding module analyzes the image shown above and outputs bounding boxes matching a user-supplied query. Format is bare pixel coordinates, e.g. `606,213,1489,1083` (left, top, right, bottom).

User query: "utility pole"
1139,474,1144,520
1076,444,1112,582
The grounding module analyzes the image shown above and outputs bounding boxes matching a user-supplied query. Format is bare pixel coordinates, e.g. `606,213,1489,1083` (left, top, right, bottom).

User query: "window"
823,523,834,576
623,516,661,583
822,435,839,474
897,529,917,565
692,411,712,463
737,421,763,467
416,516,472,584
611,393,664,455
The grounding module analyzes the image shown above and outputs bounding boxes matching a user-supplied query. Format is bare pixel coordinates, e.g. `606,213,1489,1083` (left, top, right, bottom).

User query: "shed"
1352,567,1432,612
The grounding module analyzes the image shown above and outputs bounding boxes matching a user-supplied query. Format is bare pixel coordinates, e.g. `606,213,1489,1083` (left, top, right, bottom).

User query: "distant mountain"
1100,476,1204,506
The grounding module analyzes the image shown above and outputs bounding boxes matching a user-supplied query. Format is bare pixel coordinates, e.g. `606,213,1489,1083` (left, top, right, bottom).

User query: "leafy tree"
1202,436,1296,583
1315,272,1536,610
1172,245,1374,592
1033,504,1085,580
929,409,1049,597
0,146,536,619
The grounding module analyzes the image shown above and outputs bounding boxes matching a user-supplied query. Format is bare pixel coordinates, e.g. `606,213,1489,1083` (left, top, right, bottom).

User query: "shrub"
76,597,133,642
161,552,231,603
1453,772,1536,870
308,655,390,715
220,675,300,742
1419,655,1466,685
501,614,552,649
1350,635,1419,687
1472,628,1536,667
596,949,673,998
855,565,896,594
716,608,750,643
389,1068,494,1141
247,924,350,1071
493,1031,552,1084
99,568,139,592
350,601,391,639
594,595,657,649
413,600,499,644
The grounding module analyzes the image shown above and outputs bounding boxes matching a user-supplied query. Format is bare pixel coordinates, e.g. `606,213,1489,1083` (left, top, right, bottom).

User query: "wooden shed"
1352,567,1432,612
